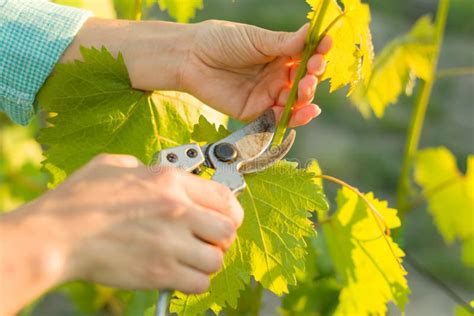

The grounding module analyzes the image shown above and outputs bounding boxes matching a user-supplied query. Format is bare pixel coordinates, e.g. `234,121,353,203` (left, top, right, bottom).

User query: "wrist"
62,17,196,92
0,198,69,301
22,199,70,282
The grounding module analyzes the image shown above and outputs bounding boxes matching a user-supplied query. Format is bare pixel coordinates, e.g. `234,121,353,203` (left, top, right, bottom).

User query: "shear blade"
239,129,296,174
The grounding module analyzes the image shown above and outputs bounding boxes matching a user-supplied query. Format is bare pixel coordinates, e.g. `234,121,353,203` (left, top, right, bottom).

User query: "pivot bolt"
186,148,198,158
166,153,178,163
214,143,238,162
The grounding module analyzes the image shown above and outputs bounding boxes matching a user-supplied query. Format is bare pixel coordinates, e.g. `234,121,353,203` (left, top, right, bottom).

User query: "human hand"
62,19,331,126
181,21,332,126
33,154,244,293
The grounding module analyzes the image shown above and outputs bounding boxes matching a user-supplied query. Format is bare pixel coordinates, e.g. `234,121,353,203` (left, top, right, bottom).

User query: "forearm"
0,201,68,315
61,18,196,92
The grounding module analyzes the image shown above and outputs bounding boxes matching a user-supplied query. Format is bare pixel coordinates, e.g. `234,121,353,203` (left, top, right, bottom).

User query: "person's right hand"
36,154,244,294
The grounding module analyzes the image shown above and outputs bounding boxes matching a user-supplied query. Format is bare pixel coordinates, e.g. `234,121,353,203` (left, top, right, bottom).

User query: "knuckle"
218,218,236,240
208,248,224,273
276,31,289,45
216,185,233,205
92,153,110,164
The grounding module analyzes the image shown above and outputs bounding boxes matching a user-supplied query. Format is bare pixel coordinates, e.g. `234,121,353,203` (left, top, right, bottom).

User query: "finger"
189,208,236,250
184,175,244,227
177,239,224,274
277,88,291,106
298,75,318,102
316,35,332,55
288,104,322,127
307,54,326,76
167,265,210,294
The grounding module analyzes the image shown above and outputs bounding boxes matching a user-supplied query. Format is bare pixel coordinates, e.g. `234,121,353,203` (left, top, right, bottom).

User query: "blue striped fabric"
0,0,91,125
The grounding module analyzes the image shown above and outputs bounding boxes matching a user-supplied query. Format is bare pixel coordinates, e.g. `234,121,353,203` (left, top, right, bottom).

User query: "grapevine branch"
315,174,405,270
437,66,474,79
396,0,450,215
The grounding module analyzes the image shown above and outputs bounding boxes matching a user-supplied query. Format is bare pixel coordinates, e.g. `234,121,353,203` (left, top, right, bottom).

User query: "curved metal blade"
205,110,276,192
210,109,276,162
239,129,296,174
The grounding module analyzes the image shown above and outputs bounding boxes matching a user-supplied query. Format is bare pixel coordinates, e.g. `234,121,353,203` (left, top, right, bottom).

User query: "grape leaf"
37,47,222,187
351,15,436,117
149,0,203,23
171,117,329,315
323,186,409,315
414,147,474,267
307,0,374,95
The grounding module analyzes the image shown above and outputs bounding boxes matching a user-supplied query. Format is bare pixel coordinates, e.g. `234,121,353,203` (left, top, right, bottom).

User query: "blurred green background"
1,0,473,315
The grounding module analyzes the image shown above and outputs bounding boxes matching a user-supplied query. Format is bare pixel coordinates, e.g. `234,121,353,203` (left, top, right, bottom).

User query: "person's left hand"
180,20,332,127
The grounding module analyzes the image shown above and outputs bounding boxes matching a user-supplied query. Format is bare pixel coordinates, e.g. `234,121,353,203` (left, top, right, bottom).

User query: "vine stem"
315,174,405,270
272,0,332,145
437,66,474,78
396,0,450,215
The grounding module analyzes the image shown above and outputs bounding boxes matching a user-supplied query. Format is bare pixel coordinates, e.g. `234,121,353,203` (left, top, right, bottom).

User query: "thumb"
252,24,309,57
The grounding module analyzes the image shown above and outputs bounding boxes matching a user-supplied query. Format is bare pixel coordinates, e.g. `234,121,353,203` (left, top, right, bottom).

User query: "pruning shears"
153,109,296,316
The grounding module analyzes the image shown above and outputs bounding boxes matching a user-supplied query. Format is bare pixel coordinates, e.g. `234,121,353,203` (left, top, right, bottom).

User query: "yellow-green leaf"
323,187,409,315
351,15,436,117
307,0,374,95
414,147,474,267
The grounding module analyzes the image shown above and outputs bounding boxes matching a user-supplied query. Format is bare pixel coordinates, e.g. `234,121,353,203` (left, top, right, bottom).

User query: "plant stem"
437,66,474,78
134,0,143,21
272,0,332,145
395,0,450,215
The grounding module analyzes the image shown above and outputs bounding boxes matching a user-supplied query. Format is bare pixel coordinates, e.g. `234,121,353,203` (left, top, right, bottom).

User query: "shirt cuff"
0,0,92,125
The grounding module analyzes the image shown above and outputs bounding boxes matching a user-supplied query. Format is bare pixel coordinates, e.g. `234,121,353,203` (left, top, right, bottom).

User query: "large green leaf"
351,15,436,117
37,47,223,187
414,147,474,267
170,119,329,315
323,187,409,315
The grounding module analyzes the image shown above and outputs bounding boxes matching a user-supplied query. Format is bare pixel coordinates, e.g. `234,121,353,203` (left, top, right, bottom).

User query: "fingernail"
313,105,322,117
